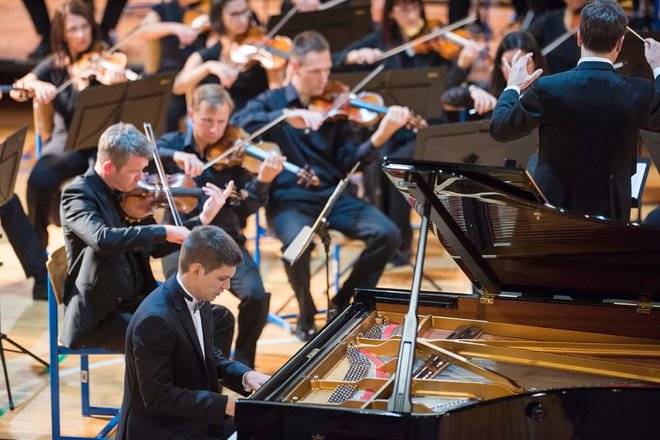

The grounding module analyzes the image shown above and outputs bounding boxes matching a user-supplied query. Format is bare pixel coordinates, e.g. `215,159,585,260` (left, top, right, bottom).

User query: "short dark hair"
580,0,628,54
292,31,330,63
97,123,153,170
179,226,243,274
191,84,234,113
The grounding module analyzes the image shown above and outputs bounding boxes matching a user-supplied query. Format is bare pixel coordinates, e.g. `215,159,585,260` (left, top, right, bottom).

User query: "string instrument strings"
377,14,477,62
143,123,184,227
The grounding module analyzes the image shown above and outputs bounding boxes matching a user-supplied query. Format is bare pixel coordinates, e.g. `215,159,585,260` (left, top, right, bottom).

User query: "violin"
309,80,428,131
404,19,473,60
119,173,245,222
204,125,320,187
183,0,211,34
69,51,139,91
230,26,292,71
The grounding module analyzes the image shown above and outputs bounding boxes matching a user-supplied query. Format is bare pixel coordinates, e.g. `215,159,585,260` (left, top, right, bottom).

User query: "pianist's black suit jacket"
490,61,660,221
116,276,250,440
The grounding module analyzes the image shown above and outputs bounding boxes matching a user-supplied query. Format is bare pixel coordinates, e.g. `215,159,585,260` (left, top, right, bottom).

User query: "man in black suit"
491,0,660,222
60,122,234,353
117,225,270,440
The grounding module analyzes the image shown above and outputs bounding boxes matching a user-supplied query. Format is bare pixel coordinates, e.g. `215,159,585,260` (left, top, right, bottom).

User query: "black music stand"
0,126,50,410
618,31,660,79
331,67,449,122
64,73,175,152
282,163,360,314
267,5,371,54
414,119,538,167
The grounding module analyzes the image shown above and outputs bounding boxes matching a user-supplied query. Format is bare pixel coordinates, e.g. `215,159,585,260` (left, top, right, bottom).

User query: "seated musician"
11,0,132,246
528,0,587,74
137,0,217,131
332,0,453,71
442,31,547,118
117,225,270,440
156,84,285,368
59,122,235,354
231,31,408,341
173,0,284,112
490,0,660,222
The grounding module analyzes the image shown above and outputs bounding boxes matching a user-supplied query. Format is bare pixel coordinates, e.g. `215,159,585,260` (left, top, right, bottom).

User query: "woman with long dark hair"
173,0,284,111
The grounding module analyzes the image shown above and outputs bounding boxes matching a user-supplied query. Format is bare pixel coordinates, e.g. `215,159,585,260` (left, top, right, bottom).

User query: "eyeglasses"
65,22,91,36
224,8,252,19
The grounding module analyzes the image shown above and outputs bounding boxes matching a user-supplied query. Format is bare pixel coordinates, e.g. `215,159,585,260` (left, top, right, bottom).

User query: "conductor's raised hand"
503,50,543,91
199,181,234,224
644,38,660,71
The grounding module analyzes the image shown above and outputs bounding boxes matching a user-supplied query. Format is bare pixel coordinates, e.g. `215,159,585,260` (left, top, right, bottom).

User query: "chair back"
46,246,67,305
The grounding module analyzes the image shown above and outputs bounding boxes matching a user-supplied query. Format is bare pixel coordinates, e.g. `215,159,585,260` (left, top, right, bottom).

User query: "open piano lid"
382,158,660,302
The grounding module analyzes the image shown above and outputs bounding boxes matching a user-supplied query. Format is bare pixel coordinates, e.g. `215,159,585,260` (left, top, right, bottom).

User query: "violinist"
156,84,285,368
442,31,547,118
332,0,453,70
60,122,235,355
173,0,283,112
528,0,587,74
232,31,408,341
12,0,132,246
137,0,217,131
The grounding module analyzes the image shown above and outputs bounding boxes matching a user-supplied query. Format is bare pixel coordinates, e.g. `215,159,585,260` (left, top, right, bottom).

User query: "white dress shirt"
176,273,205,360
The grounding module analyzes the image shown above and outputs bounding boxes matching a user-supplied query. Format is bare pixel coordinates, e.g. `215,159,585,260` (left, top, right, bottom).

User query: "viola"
119,173,245,222
309,80,428,131
204,125,320,187
230,26,292,71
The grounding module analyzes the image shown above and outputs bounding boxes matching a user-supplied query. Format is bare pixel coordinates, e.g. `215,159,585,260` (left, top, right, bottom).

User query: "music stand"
0,126,50,410
282,163,360,314
618,31,660,80
414,119,538,167
64,73,175,152
331,67,449,122
267,5,371,54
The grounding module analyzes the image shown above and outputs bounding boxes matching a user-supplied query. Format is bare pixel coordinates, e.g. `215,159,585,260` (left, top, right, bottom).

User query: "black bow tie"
183,291,204,313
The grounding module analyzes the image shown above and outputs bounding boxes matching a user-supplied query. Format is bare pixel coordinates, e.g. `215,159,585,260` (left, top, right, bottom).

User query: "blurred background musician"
137,0,218,132
332,0,454,71
12,0,134,247
173,0,284,113
59,122,234,354
22,0,127,59
232,31,408,341
156,84,285,368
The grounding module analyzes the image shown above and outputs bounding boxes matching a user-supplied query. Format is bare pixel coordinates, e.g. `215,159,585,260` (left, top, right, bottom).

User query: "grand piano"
235,159,660,439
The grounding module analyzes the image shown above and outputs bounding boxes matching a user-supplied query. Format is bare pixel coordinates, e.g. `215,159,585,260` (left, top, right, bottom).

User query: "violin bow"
202,112,289,171
541,26,578,57
144,123,184,227
318,0,351,11
377,14,477,62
